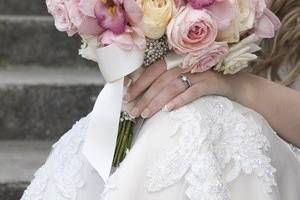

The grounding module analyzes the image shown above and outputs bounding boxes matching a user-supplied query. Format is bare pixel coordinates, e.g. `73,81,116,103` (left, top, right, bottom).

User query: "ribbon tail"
82,78,124,182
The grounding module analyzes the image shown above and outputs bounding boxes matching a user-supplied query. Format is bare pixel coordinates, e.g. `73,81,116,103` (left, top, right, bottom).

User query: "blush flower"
188,0,216,9
98,26,146,50
167,5,218,54
252,0,281,39
46,0,78,36
94,0,128,34
182,42,229,73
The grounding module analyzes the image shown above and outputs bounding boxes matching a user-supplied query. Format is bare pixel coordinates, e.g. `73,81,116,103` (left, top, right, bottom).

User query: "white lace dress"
21,93,300,200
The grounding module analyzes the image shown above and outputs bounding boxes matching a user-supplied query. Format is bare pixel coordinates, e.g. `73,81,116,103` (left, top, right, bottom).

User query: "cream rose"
215,34,261,74
167,5,218,54
138,0,173,39
237,0,256,32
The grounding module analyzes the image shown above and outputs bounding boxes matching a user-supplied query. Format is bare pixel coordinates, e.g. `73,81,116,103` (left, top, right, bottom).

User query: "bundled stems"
112,112,135,167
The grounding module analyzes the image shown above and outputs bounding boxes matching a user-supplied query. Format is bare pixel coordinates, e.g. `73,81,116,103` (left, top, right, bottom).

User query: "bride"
21,0,300,199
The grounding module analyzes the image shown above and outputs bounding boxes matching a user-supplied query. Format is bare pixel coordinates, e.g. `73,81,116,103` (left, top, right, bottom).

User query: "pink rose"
47,0,78,36
188,0,216,9
167,5,218,54
46,0,104,36
67,0,85,28
186,0,234,31
182,42,229,73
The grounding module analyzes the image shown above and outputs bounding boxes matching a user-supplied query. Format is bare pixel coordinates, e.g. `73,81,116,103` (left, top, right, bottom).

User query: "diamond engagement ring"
179,74,192,90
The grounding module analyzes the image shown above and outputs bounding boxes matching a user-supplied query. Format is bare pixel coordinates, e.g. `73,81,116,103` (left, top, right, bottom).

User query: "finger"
164,80,213,111
129,67,183,117
124,77,133,88
141,78,187,118
124,59,166,103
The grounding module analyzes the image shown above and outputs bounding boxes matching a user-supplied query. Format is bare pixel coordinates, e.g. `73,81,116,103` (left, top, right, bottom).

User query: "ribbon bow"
82,43,144,182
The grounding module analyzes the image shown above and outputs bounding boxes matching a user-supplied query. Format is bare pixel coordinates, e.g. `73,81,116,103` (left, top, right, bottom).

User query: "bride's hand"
124,60,233,118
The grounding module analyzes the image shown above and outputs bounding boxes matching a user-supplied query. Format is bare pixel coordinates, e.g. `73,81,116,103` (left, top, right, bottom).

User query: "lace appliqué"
21,116,89,200
146,96,276,200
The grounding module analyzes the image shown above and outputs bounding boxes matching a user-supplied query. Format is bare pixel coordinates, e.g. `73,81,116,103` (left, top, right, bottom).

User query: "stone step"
0,140,53,200
0,66,104,140
0,0,49,16
0,15,96,68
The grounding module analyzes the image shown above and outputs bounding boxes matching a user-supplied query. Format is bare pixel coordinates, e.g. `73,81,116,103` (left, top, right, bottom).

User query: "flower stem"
112,112,135,167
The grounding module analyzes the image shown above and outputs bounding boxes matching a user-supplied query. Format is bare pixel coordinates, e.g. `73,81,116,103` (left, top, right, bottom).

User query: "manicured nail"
164,104,173,112
123,93,130,103
125,79,133,88
141,108,150,118
162,105,170,112
130,107,139,118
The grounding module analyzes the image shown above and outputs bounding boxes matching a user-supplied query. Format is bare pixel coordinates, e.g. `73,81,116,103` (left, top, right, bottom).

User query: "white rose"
215,34,261,74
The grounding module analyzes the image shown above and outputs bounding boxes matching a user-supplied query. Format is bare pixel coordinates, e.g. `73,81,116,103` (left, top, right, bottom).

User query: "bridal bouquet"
46,0,280,179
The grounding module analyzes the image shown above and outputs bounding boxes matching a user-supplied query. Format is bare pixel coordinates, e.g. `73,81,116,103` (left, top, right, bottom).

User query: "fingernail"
123,94,130,103
163,104,173,112
162,105,170,112
125,79,133,88
141,108,150,118
130,107,139,118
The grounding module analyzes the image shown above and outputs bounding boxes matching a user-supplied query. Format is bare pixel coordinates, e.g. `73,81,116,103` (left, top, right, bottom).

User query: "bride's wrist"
223,72,255,104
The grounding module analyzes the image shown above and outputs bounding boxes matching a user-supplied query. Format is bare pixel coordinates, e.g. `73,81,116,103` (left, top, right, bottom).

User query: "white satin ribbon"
164,52,185,70
82,43,144,182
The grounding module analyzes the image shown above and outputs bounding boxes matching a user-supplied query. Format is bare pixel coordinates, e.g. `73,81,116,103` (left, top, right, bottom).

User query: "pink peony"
99,26,146,50
79,0,100,18
78,16,104,36
94,0,128,35
167,5,218,54
182,42,229,73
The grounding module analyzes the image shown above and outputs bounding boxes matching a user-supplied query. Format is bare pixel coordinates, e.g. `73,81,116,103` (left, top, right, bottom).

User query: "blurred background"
0,0,104,199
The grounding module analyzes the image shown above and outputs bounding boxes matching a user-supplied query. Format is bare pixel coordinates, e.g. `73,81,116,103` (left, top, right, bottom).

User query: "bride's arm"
124,63,300,147
226,72,300,147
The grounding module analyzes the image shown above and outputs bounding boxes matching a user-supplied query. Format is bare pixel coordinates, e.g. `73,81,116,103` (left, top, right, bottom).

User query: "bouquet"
46,0,280,181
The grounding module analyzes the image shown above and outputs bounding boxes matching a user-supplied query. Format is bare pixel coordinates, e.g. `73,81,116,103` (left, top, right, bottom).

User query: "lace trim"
21,116,89,200
146,96,276,199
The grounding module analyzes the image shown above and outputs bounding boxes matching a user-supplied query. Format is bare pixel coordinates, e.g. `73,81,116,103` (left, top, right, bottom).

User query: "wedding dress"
21,81,300,200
